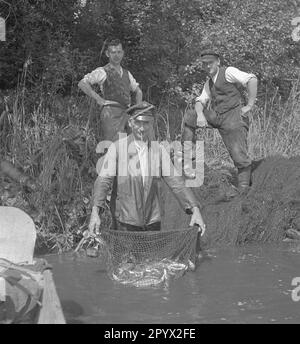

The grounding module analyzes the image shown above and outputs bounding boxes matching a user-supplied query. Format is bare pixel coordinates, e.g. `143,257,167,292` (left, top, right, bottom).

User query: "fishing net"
79,155,300,287
94,227,200,288
161,156,300,246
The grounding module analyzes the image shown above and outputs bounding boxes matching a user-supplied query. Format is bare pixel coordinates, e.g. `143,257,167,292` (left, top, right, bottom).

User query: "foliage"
1,0,299,100
0,0,300,251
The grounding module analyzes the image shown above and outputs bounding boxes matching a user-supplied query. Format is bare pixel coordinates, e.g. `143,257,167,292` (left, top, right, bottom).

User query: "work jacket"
92,134,200,229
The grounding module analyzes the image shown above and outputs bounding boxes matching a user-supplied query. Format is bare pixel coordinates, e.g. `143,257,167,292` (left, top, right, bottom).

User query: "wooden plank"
38,270,66,324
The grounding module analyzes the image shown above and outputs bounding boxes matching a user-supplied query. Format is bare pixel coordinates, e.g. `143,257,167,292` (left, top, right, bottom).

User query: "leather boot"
237,165,252,194
174,141,196,179
215,185,239,202
215,165,252,202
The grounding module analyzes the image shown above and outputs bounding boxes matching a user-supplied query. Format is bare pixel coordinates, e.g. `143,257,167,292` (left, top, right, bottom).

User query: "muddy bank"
162,156,300,247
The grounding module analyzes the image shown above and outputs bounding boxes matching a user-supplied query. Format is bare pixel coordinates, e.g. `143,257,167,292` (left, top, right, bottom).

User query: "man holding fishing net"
85,102,206,287
182,50,257,200
88,101,206,235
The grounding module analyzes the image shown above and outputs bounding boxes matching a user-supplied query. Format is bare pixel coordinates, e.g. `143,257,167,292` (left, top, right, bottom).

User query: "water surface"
46,243,300,324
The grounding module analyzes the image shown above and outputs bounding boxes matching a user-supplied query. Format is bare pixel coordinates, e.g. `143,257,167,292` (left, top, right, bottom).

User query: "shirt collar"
109,64,123,76
134,139,148,151
211,67,220,83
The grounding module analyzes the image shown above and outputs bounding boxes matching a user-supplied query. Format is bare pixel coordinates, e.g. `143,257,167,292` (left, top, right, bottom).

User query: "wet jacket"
92,135,200,228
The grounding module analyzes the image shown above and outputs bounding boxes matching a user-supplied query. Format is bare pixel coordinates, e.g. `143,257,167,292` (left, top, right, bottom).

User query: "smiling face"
106,44,124,66
201,56,220,77
129,116,154,142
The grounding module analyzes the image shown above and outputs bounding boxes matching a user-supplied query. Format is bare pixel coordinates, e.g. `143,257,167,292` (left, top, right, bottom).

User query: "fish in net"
77,227,200,288
101,227,200,288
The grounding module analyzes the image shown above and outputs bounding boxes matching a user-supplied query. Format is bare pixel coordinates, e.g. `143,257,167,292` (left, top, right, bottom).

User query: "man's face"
201,57,220,76
106,44,124,65
129,117,153,142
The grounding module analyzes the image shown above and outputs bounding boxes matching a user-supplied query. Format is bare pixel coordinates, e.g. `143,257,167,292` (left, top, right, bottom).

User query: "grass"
0,77,299,251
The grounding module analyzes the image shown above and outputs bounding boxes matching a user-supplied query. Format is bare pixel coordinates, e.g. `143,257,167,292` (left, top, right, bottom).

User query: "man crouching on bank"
88,101,206,234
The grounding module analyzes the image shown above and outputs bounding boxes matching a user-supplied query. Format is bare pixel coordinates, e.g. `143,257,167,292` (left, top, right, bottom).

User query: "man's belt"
213,103,241,116
103,101,129,110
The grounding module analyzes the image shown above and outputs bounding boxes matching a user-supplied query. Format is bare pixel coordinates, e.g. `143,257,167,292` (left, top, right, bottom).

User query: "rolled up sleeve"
225,66,256,86
82,67,107,85
92,143,117,208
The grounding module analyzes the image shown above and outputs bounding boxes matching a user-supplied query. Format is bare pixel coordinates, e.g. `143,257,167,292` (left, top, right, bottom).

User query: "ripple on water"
45,245,300,324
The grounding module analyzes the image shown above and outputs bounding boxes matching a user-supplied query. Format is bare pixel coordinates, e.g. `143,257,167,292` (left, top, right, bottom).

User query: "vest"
209,67,243,114
103,64,131,108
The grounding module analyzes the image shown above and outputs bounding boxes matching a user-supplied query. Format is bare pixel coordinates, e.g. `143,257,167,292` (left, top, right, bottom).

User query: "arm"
163,175,206,234
134,86,143,104
246,77,258,108
89,174,115,234
128,71,143,104
78,79,106,107
78,67,108,107
225,67,258,115
89,144,117,234
194,81,211,127
241,77,257,115
161,144,206,234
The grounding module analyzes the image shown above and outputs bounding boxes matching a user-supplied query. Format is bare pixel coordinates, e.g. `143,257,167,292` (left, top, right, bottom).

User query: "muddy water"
45,243,300,324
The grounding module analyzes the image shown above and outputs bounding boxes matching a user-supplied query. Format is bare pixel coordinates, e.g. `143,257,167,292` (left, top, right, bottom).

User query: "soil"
162,156,300,247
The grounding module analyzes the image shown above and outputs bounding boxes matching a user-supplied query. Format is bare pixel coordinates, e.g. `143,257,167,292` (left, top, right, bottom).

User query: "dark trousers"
184,105,251,169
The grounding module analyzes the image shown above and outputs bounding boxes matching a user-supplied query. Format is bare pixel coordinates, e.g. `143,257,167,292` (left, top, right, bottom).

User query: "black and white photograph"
0,0,299,327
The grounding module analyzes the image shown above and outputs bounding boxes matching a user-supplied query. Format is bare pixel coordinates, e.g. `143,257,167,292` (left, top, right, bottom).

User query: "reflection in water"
45,243,300,324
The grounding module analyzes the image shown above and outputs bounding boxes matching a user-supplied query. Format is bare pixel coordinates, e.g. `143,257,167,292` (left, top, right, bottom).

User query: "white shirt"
195,66,256,106
97,137,149,184
134,140,149,185
82,65,139,92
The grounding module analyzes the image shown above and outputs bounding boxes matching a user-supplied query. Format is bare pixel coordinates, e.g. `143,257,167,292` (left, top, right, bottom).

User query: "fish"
110,257,190,288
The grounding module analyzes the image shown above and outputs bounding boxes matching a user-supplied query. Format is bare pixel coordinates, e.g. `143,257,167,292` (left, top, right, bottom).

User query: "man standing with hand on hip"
183,50,258,200
78,38,143,143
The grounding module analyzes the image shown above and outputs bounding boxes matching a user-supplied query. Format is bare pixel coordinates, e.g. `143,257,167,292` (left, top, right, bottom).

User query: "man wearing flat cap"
89,101,206,234
183,50,258,199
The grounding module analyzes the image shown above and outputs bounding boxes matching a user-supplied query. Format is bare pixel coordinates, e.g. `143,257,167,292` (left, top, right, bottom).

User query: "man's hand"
241,104,253,117
197,117,208,128
189,207,206,236
195,101,207,128
88,206,101,235
196,113,208,128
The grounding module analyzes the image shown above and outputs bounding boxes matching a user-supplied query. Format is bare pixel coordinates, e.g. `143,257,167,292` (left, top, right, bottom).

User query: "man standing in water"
78,38,143,143
88,101,206,234
183,50,258,200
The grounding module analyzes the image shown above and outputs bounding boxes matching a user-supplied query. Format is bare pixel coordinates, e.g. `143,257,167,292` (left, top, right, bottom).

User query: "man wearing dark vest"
78,39,143,143
183,50,258,200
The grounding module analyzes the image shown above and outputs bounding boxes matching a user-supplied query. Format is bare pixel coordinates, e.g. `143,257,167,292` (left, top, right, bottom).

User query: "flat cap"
126,101,155,120
200,50,220,60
